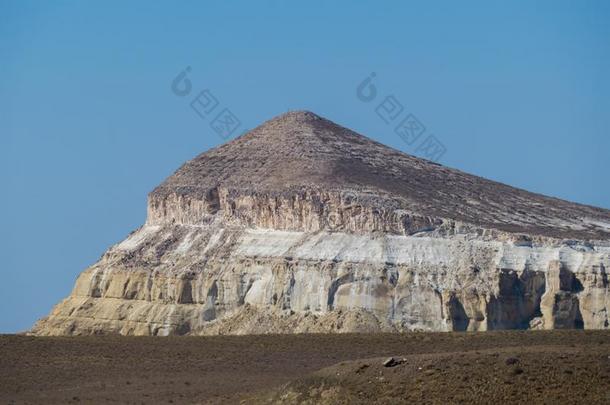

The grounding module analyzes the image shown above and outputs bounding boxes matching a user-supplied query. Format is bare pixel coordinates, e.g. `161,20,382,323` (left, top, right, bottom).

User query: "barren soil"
1,331,609,404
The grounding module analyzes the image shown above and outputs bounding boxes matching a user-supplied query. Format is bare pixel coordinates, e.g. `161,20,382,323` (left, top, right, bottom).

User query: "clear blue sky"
1,1,609,333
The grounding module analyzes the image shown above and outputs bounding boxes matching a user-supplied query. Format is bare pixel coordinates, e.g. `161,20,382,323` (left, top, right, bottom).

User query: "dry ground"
1,331,609,404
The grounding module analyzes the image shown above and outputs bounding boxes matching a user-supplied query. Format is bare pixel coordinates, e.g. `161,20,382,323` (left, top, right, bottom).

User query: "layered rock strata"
32,111,610,335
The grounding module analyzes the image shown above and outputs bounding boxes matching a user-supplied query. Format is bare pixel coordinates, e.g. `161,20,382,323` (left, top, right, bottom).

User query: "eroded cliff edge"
32,111,610,335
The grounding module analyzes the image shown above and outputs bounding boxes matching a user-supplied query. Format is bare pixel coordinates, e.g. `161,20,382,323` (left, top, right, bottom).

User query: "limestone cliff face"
32,111,610,335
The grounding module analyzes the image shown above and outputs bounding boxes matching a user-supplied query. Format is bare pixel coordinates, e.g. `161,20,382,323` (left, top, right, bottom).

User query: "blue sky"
1,0,609,333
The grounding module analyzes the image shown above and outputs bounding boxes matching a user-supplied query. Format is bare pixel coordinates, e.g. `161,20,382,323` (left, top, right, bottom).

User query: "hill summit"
153,110,610,240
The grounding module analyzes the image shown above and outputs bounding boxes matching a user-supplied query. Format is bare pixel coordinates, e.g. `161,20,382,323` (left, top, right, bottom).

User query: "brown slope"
151,110,610,240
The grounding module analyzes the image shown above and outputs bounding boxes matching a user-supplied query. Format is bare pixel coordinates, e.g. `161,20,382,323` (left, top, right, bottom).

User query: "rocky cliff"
32,111,610,335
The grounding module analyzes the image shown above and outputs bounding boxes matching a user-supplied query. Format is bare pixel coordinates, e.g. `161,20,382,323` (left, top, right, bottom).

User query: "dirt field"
1,331,609,404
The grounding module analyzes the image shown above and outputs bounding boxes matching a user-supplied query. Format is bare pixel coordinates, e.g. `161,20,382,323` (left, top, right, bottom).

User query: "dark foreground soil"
1,331,609,404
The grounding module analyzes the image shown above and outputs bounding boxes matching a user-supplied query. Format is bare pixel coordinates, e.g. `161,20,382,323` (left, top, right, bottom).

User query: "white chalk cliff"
32,111,610,335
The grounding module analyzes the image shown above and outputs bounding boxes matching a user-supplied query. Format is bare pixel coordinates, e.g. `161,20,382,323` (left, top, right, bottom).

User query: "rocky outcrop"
32,111,610,335
33,220,610,335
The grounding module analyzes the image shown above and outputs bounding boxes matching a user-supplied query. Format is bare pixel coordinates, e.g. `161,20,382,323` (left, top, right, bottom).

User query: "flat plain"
1,331,609,404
